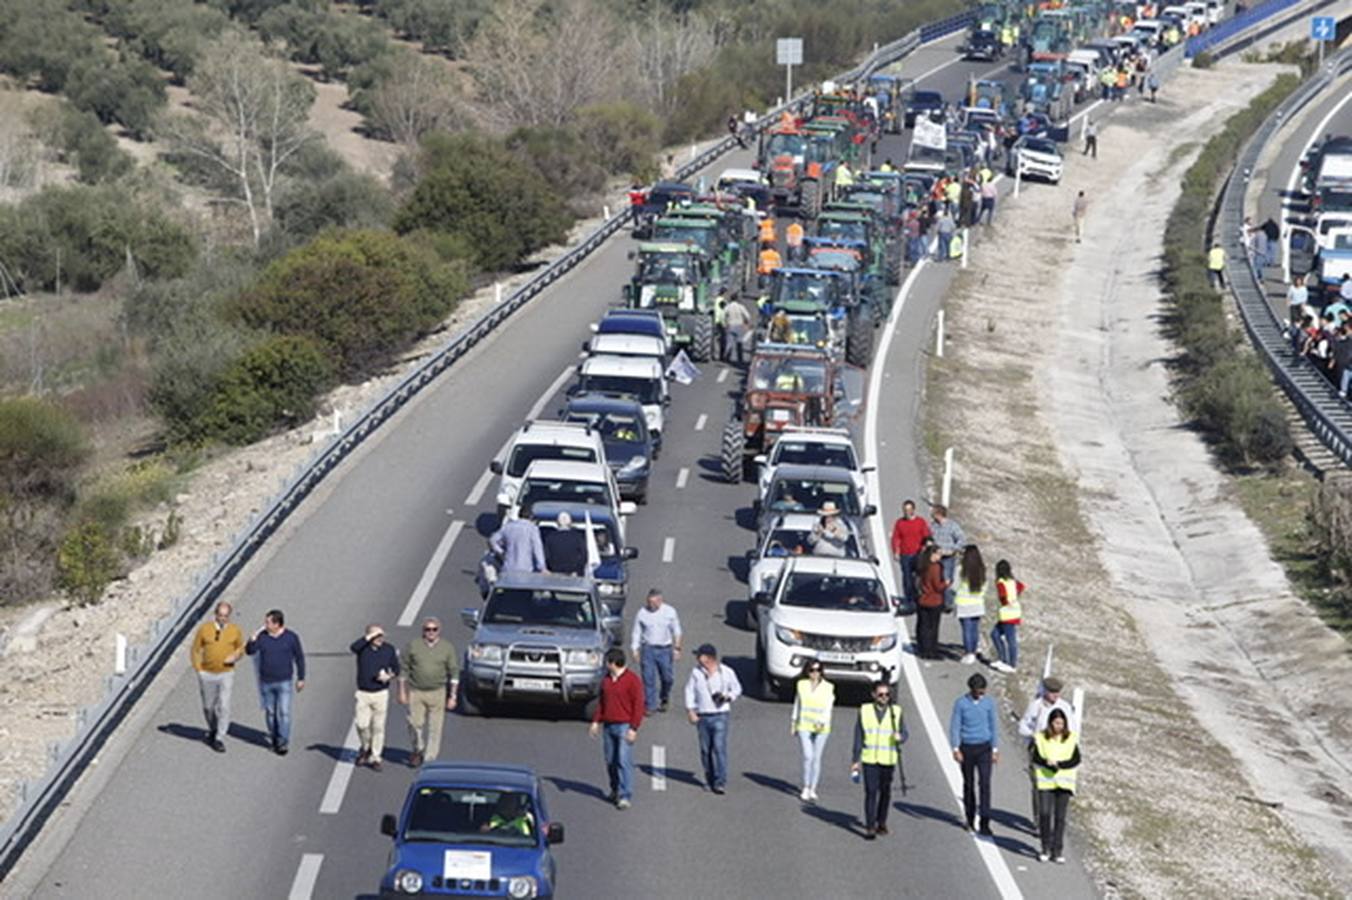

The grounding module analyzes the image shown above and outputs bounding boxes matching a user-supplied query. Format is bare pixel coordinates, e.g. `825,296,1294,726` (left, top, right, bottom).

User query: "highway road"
13,34,1103,900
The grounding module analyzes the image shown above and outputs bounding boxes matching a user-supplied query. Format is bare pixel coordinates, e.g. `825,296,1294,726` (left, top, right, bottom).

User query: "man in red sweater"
890,500,931,604
589,648,644,809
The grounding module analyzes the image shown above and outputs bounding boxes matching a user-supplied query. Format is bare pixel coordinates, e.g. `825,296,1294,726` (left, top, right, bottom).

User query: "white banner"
912,116,947,151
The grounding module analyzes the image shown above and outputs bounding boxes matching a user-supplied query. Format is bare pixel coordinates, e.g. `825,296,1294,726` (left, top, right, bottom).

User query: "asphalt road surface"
14,34,1104,900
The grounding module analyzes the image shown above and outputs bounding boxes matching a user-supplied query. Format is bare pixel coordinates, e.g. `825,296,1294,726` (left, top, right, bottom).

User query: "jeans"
898,554,918,603
697,713,729,789
1208,268,1225,290
197,671,233,741
602,722,634,801
980,199,995,225
960,741,993,828
991,622,1019,668
1039,789,1072,856
862,762,894,829
798,730,828,791
640,644,674,711
907,236,926,264
916,605,942,658
935,233,953,261
258,680,293,747
1341,367,1352,398
959,616,981,654
725,326,747,365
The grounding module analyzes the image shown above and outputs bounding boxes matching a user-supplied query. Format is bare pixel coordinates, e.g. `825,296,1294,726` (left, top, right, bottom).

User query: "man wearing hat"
349,623,400,771
809,501,850,557
684,643,743,794
1018,677,1078,819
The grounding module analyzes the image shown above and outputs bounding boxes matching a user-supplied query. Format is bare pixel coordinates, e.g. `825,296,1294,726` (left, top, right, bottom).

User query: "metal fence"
0,15,969,881
1186,0,1320,56
1222,48,1352,466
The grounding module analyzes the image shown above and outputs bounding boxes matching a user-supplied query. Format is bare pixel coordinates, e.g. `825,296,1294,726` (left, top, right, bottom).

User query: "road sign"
776,38,803,65
1312,16,1335,41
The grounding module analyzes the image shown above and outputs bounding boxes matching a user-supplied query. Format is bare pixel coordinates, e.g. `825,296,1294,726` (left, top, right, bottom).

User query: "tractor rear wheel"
721,420,747,483
886,246,903,285
847,310,874,368
691,314,714,362
801,179,821,219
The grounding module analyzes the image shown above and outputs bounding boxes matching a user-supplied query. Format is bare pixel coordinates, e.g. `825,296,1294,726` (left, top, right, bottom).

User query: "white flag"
584,509,601,576
912,116,947,152
665,349,701,385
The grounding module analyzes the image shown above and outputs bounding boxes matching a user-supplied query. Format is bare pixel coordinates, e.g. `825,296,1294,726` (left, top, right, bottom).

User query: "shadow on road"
157,721,273,751
638,763,703,788
743,773,864,836
544,776,611,804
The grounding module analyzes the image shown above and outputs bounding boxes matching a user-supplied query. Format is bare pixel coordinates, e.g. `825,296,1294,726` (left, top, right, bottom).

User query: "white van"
575,355,669,437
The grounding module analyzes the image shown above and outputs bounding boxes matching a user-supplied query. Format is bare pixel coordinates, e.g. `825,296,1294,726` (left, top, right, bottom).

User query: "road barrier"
1185,0,1344,58
0,11,974,880
1222,48,1352,466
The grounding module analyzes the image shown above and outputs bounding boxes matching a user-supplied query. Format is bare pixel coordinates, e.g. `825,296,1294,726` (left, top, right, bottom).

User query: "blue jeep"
379,762,563,898
561,394,655,503
528,499,639,611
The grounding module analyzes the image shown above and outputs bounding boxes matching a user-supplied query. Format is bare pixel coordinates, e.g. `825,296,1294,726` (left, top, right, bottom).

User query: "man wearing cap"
1018,677,1077,819
684,643,743,794
808,501,850,557
350,623,400,771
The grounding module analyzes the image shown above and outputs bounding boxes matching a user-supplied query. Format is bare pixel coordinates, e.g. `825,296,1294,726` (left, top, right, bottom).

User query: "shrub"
64,54,167,139
27,103,135,184
232,229,469,379
55,519,122,606
395,132,572,271
1192,51,1215,69
124,252,259,344
272,171,396,242
1181,356,1291,466
196,335,334,444
575,103,662,184
148,311,250,442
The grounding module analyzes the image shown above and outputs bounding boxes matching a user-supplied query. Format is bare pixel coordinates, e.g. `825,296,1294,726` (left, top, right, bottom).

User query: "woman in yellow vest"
791,660,835,802
1032,708,1079,863
953,545,987,665
992,559,1024,673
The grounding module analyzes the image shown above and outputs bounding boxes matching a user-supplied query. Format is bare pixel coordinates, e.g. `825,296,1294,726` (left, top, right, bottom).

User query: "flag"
912,116,947,152
665,349,700,385
584,509,601,577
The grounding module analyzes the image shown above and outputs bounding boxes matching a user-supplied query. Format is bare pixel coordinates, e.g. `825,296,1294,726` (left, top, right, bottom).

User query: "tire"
886,248,903,286
720,419,746,483
801,179,821,220
691,314,714,362
756,642,777,701
847,311,874,368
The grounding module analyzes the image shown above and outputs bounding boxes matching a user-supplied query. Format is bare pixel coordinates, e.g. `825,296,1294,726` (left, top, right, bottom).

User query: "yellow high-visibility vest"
859,702,902,766
955,579,985,614
1034,730,1079,793
794,679,835,735
996,577,1022,623
1208,246,1226,270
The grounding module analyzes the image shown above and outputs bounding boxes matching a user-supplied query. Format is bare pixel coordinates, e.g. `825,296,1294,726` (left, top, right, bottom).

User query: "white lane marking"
662,537,675,563
863,262,1024,900
676,467,690,489
1069,98,1105,125
694,413,708,431
464,469,495,507
398,519,466,627
288,854,324,900
528,365,577,421
1281,89,1352,281
318,721,361,815
717,367,729,383
651,745,668,791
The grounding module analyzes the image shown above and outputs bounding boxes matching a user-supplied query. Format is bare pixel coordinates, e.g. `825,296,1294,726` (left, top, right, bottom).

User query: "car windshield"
749,357,829,393
519,478,611,509
907,144,946,166
1024,138,1058,155
781,573,888,611
484,587,597,628
817,220,867,243
566,410,646,445
808,250,859,272
775,273,839,305
786,316,828,346
773,440,856,469
767,478,861,515
507,444,597,478
579,373,660,404
599,318,661,339
653,224,716,254
763,527,861,559
766,133,807,159
403,788,537,848
913,91,942,106
638,252,692,284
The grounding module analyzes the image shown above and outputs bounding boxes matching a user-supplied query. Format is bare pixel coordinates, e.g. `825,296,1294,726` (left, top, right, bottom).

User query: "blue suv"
379,762,563,898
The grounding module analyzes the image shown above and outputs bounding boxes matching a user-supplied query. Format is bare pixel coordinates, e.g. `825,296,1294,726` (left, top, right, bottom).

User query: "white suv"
491,421,606,512
509,459,636,543
755,427,872,504
574,355,669,438
753,556,901,700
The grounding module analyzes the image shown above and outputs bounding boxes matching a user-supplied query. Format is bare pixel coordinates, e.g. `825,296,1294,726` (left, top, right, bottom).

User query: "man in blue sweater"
350,623,400,771
246,609,305,755
949,672,999,836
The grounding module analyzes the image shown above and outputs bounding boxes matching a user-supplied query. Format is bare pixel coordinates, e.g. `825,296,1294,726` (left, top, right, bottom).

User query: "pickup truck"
904,90,945,129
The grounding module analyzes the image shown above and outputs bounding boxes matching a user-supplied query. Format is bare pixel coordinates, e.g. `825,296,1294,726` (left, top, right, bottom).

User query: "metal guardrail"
0,14,968,881
1190,0,1346,59
1187,0,1306,56
1223,48,1352,466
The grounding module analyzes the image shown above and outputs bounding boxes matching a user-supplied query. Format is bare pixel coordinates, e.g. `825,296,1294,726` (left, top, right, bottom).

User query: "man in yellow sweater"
191,602,246,752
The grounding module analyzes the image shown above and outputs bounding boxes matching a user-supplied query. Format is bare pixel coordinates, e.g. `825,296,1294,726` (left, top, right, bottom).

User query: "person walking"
491,505,545,574
543,511,587,576
630,589,683,714
399,617,458,767
1146,71,1160,102
1072,191,1089,244
935,209,957,262
949,673,999,836
1019,676,1077,821
792,661,835,802
190,601,245,753
1287,274,1309,326
929,504,965,609
850,679,906,839
350,623,399,771
890,500,931,605
589,648,644,809
979,177,997,226
245,609,305,755
1032,708,1080,863
684,643,742,794
1083,120,1098,159
1207,241,1227,289
992,559,1025,673
954,545,987,665
916,545,948,660
724,298,752,365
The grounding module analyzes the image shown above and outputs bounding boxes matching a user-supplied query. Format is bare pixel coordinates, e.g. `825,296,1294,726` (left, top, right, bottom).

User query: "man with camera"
684,644,742,794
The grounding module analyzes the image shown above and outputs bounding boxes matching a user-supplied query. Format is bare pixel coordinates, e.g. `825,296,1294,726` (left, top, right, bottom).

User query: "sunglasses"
423,626,440,632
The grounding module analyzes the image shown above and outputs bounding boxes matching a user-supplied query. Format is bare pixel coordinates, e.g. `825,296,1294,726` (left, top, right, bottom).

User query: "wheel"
756,642,777,700
720,420,746,483
800,179,821,220
886,247,903,286
847,311,874,368
691,314,714,362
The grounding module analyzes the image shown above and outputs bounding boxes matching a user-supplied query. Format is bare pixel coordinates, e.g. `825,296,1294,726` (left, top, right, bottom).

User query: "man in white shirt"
684,644,743,794
630,590,683,714
1018,677,1078,821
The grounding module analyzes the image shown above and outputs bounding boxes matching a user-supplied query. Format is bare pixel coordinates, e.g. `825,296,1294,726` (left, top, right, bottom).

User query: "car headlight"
872,633,898,652
645,409,661,430
565,649,602,667
395,869,424,894
469,643,503,662
507,876,539,899
774,624,802,646
597,582,623,596
496,482,518,506
617,455,647,477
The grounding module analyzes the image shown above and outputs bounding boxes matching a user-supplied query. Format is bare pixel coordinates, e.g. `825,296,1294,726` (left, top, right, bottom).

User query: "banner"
912,115,947,151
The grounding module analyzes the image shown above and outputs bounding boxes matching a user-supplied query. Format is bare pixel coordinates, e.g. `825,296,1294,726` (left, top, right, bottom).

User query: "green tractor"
659,203,755,296
622,242,720,361
814,207,901,288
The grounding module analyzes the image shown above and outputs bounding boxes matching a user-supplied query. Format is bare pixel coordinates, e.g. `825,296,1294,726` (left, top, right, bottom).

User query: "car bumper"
1019,160,1062,181
465,665,602,704
765,638,901,684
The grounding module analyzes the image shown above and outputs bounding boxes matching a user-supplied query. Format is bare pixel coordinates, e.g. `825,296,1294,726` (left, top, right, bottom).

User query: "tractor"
660,203,755,296
621,242,720,361
758,122,842,218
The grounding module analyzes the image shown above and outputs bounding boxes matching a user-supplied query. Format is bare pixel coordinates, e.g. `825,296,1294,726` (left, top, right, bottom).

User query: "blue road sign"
1312,16,1335,41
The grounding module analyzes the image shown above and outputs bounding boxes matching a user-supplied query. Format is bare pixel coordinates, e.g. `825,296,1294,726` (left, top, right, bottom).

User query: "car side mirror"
863,504,878,517
627,250,636,260
860,464,877,474
547,822,565,845
603,614,623,633
754,591,772,606
622,284,633,303
489,460,503,476
622,546,639,560
461,608,481,629
381,813,398,837
581,340,591,353
753,454,768,466
619,501,638,516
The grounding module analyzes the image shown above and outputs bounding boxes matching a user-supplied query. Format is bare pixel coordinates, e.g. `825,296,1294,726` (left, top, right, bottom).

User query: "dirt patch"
301,68,399,180
923,63,1345,896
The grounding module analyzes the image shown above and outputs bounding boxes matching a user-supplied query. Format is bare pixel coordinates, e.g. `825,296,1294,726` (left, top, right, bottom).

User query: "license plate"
817,651,854,663
512,678,554,691
769,409,792,422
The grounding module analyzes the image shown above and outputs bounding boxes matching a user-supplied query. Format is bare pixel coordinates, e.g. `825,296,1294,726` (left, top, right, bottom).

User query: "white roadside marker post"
115,633,127,675
936,309,946,358
941,447,955,507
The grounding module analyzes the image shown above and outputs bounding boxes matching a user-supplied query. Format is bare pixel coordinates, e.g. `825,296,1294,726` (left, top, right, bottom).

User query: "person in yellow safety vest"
850,680,906,839
978,164,994,185
785,220,805,261
480,794,535,837
1001,24,1015,46
991,559,1024,673
948,230,964,260
835,161,855,190
1098,65,1115,101
758,245,782,276
768,309,793,343
1114,67,1129,97
1165,25,1181,44
773,367,804,391
878,159,896,173
953,545,987,664
791,661,835,802
943,178,961,213
1032,708,1080,863
1207,241,1226,289
759,215,777,245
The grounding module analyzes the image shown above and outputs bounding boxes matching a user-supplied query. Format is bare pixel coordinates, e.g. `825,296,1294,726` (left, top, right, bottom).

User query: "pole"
495,282,502,306
935,309,945,357
1072,687,1085,731
1042,643,1054,680
603,204,611,221
941,447,954,507
115,633,127,676
1014,159,1023,197
786,63,794,102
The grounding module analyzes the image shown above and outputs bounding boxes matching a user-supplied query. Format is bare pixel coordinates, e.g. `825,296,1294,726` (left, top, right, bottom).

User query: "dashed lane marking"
651,745,668,791
288,854,324,900
676,467,689,489
318,722,360,815
398,519,465,627
662,537,675,563
694,414,707,431
717,367,729,383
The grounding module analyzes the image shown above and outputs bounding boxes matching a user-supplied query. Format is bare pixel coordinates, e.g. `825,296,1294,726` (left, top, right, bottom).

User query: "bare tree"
162,32,318,246
367,50,474,147
622,10,718,118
